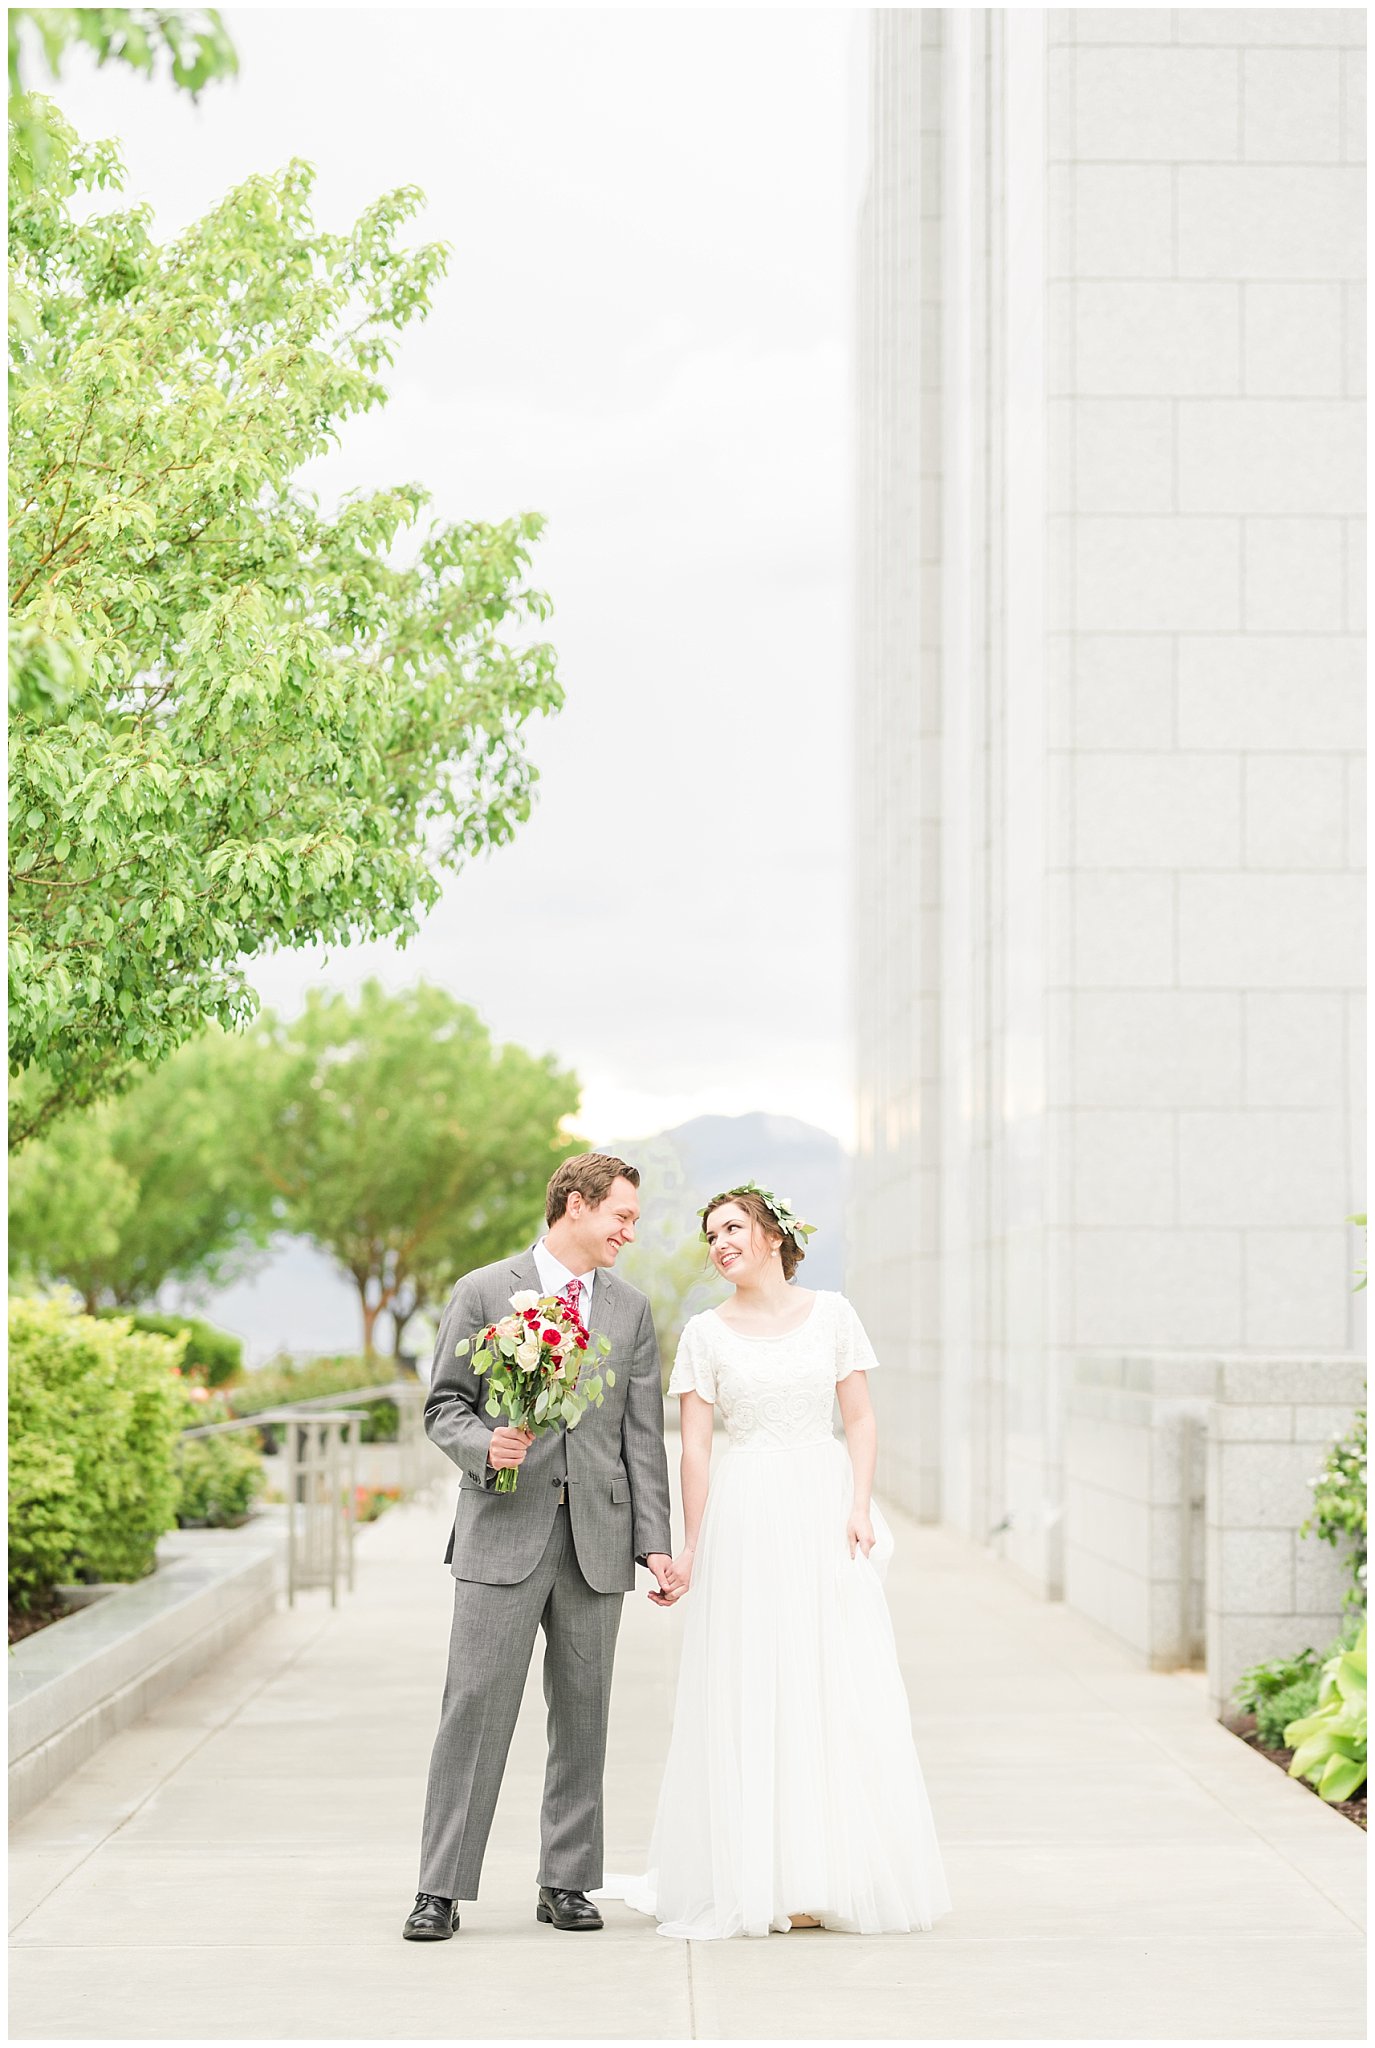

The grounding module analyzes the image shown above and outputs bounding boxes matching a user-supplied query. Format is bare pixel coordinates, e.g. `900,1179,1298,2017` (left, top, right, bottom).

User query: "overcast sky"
55,7,859,1145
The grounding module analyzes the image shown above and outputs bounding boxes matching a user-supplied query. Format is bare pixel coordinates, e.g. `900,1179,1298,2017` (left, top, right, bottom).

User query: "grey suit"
417,1249,672,1899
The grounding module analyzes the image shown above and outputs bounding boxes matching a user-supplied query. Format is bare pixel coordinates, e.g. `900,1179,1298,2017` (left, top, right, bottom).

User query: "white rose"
516,1338,541,1369
509,1290,540,1312
494,1315,521,1341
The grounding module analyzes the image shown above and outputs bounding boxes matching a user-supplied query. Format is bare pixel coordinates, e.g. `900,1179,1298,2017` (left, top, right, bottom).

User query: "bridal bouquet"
456,1290,615,1493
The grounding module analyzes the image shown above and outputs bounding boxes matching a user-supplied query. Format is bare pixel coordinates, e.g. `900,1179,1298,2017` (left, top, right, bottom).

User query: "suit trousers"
417,1501,625,1900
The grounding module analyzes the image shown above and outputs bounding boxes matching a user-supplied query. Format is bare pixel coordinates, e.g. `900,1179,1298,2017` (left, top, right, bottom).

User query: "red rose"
576,1334,588,1350
524,1309,539,1325
542,1328,560,1346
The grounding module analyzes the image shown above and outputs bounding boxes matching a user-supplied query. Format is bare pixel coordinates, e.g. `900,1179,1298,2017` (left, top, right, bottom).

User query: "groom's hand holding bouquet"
457,1289,615,1493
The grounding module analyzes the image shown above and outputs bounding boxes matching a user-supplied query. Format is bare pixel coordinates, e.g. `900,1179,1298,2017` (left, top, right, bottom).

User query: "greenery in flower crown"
698,1180,818,1254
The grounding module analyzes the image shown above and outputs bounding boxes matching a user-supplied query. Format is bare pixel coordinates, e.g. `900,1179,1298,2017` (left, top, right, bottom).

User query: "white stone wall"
854,9,945,1519
851,7,1366,1627
1045,5,1366,1396
1205,1355,1366,1710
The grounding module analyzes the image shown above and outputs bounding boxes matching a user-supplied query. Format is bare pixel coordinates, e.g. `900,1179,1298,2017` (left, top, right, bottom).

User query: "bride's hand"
666,1547,694,1595
846,1510,875,1560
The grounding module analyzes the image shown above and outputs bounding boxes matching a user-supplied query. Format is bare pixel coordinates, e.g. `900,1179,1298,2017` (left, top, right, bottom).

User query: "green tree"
253,981,580,1362
9,9,238,195
6,1103,138,1300
10,121,562,1147
8,1028,271,1308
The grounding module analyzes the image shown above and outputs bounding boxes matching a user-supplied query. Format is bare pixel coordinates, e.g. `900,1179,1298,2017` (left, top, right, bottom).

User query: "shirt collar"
533,1237,594,1297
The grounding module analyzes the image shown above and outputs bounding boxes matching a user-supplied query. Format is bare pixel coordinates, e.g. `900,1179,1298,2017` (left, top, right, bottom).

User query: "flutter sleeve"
834,1294,882,1382
666,1316,716,1403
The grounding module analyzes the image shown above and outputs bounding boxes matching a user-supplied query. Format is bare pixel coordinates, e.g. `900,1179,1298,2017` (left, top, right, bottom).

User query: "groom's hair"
546,1153,640,1225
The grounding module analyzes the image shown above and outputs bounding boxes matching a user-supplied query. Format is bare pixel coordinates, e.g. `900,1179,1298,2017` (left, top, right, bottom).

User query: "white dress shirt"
532,1237,594,1330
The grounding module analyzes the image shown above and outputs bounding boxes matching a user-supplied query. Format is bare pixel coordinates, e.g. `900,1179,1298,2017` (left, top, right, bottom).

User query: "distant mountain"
179,1110,846,1365
604,1112,845,1290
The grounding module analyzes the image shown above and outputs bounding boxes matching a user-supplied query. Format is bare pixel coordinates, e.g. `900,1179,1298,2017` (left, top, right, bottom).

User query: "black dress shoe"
536,1885,604,1931
402,1891,460,1940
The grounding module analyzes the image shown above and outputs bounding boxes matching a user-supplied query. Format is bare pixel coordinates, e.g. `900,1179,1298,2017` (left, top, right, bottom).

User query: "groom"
403,1153,676,1940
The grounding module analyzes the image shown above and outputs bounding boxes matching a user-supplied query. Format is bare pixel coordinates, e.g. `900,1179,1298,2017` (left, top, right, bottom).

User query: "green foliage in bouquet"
459,1293,614,1494
8,1294,183,1604
1283,1623,1368,1804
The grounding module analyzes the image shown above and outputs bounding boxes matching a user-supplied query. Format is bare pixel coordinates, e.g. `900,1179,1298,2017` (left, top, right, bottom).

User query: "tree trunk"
389,1302,411,1368
359,1291,380,1361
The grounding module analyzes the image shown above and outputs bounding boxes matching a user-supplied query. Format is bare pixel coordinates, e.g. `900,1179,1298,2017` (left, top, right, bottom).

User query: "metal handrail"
177,1378,432,1605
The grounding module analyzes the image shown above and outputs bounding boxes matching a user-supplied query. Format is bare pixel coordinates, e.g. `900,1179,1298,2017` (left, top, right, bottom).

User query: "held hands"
487,1425,535,1472
644,1553,681,1608
847,1508,876,1561
664,1547,694,1598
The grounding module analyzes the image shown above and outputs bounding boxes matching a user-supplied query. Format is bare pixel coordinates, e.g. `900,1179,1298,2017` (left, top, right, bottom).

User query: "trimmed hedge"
174,1433,266,1526
95,1310,243,1387
9,1296,185,1607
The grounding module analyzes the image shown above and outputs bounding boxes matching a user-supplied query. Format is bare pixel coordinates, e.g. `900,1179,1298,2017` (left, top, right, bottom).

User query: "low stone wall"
9,1528,278,1820
1065,1354,1211,1670
1065,1352,1364,1710
1205,1357,1365,1714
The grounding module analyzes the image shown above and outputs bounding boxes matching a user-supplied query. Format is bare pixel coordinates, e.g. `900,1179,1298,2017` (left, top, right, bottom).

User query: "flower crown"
698,1179,818,1254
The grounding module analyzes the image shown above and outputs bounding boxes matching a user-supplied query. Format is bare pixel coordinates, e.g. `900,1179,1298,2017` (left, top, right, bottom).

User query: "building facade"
852,8,1365,1699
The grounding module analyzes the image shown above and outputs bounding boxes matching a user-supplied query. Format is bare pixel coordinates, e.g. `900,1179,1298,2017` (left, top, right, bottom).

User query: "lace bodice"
666,1291,880,1450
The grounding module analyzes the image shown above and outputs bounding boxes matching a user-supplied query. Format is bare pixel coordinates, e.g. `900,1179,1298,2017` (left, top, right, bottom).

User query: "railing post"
271,1409,365,1608
179,1380,431,1609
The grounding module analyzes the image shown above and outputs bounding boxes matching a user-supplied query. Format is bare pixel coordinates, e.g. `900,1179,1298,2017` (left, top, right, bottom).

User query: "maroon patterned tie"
560,1275,585,1328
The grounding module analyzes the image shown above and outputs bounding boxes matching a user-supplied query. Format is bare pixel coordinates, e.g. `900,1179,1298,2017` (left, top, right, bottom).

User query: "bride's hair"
701,1188,807,1282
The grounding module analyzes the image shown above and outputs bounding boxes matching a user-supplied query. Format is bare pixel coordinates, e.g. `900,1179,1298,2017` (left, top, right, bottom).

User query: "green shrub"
1300,1406,1367,1614
228,1353,400,1442
8,1435,81,1607
1255,1673,1323,1750
95,1310,243,1387
8,1296,184,1605
1284,1623,1367,1803
1234,1643,1322,1718
174,1435,266,1527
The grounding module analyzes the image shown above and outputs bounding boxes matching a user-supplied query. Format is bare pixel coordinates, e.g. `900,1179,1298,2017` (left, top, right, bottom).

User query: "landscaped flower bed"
8,1592,78,1647
354,1484,403,1524
1223,1704,1366,1831
1223,1408,1366,1829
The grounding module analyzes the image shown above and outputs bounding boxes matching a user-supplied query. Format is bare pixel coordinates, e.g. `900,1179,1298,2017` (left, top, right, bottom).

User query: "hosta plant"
1283,1623,1367,1804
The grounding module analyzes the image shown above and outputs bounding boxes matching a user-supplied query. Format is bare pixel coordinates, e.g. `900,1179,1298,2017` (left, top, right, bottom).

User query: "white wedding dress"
597,1290,951,1940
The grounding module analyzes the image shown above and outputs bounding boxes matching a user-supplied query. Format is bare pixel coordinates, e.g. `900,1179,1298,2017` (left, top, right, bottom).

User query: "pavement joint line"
7,1604,336,1940
7,1928,1361,1949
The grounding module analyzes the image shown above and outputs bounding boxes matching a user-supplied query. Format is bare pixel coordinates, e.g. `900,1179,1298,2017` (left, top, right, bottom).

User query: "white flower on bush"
509,1290,540,1312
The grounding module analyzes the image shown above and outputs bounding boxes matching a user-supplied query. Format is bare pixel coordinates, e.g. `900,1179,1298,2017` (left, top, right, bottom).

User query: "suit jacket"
424,1249,673,1594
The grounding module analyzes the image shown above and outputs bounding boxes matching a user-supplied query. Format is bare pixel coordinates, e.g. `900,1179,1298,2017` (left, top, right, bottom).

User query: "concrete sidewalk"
9,1446,1365,2040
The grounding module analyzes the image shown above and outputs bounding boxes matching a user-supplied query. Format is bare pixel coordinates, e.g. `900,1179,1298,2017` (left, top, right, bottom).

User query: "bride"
597,1182,951,1940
